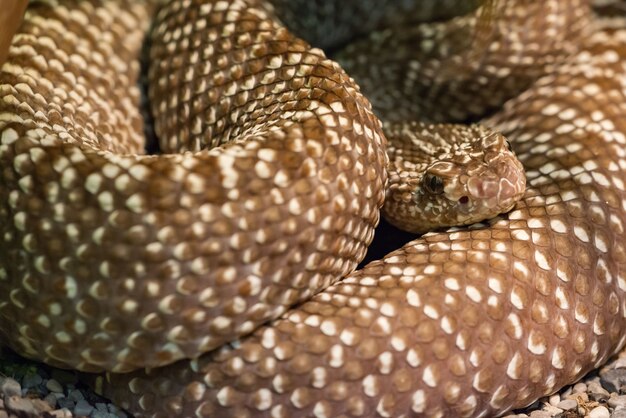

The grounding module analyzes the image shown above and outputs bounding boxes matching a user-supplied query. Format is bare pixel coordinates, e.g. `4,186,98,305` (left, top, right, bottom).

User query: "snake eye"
505,140,513,152
423,173,445,195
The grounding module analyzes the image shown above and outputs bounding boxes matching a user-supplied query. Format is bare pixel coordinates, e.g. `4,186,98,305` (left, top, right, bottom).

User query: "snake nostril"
459,196,469,204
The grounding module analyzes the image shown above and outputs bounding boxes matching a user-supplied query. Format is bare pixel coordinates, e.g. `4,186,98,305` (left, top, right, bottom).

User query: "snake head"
383,126,526,234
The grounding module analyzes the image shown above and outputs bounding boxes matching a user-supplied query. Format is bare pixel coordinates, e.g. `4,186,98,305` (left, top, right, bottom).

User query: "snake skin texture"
101,11,626,417
1,0,626,417
335,0,591,123
0,0,387,373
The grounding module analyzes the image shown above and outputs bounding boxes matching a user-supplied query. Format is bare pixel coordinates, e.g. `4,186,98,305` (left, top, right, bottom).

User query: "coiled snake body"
1,0,626,417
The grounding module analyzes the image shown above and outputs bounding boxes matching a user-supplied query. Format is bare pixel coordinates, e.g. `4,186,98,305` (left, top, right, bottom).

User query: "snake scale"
1,0,626,417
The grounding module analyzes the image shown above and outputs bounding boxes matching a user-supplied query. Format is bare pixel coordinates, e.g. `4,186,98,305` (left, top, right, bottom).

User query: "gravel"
0,379,20,398
602,368,626,393
0,348,128,418
503,348,626,418
6,342,626,417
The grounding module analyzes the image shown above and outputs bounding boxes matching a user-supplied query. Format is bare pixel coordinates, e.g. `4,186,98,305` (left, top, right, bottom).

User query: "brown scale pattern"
100,17,626,418
336,0,591,123
0,0,386,373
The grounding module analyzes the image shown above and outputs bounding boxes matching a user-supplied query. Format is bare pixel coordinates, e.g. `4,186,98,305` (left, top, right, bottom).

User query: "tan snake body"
1,0,390,374
1,0,626,417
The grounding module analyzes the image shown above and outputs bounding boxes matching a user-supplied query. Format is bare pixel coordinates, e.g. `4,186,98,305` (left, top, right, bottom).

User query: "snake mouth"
466,152,526,206
469,176,523,203
467,176,500,200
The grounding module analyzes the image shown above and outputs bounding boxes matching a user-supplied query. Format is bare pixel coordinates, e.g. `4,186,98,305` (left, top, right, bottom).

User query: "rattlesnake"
1,0,625,417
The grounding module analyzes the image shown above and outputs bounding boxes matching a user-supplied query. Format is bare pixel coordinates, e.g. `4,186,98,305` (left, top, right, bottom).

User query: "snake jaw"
496,156,527,208
467,175,499,199
460,153,526,222
466,161,525,204
460,129,527,216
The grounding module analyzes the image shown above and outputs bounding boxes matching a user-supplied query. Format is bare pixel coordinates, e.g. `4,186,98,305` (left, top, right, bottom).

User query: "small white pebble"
548,394,560,406
0,378,21,397
614,357,626,369
543,405,563,416
556,399,577,410
567,392,588,402
588,405,609,418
